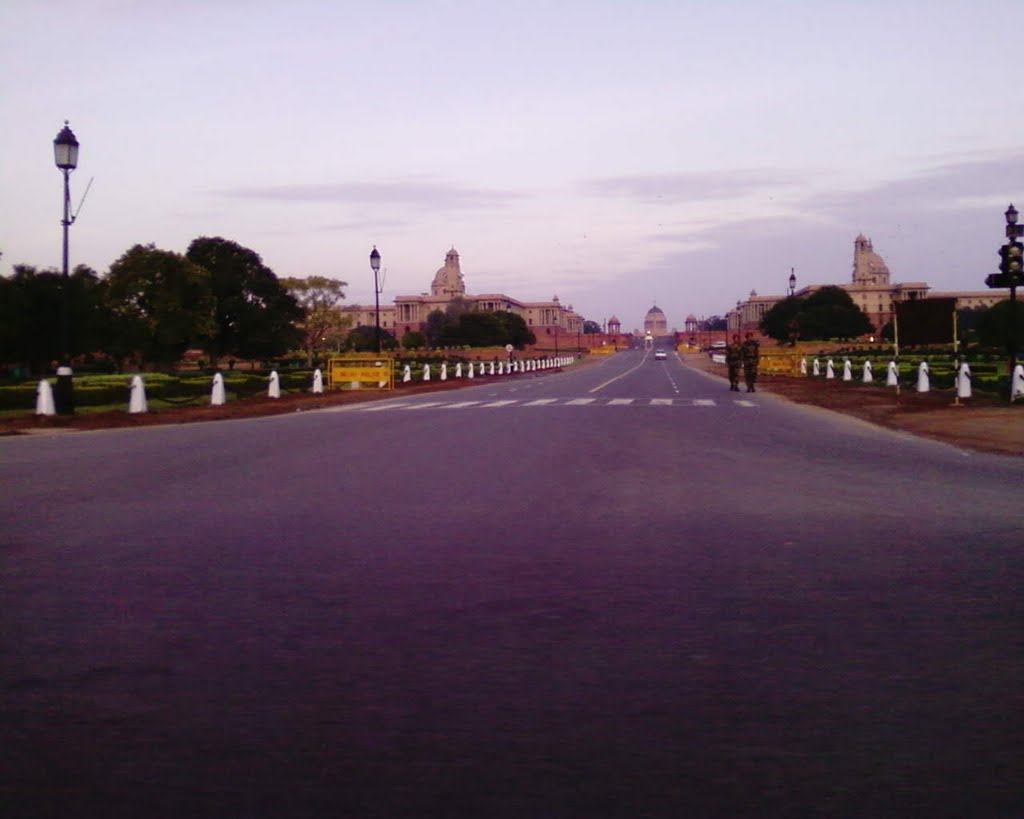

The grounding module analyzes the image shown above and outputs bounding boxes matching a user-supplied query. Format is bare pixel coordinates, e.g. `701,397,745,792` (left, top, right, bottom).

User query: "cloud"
581,169,807,204
215,178,526,211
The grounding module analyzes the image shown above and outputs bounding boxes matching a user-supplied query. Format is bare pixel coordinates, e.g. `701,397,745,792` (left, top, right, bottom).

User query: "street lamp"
369,246,382,353
1003,205,1022,395
53,121,79,414
788,268,796,297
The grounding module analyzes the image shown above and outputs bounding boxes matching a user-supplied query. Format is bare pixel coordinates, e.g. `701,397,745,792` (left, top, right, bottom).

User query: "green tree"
185,237,304,365
105,244,215,368
0,264,113,375
423,309,450,348
582,320,602,334
976,299,1024,349
346,325,396,352
761,287,872,341
280,275,350,364
401,330,426,349
758,296,803,344
494,310,536,348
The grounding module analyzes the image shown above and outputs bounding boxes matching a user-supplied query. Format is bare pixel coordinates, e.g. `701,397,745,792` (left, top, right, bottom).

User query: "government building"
729,235,1001,336
342,248,583,344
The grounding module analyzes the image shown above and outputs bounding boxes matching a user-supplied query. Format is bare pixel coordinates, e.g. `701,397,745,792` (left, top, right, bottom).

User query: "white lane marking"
566,398,596,405
358,403,413,412
400,402,447,410
733,400,757,407
588,355,650,393
524,398,559,406
693,399,717,406
440,401,483,408
650,398,673,406
608,398,634,405
481,400,518,407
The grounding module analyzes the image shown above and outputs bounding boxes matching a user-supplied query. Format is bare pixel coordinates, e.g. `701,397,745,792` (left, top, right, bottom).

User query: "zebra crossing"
328,397,758,413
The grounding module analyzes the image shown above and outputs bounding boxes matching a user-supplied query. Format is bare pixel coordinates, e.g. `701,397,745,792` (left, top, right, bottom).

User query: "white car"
654,350,667,360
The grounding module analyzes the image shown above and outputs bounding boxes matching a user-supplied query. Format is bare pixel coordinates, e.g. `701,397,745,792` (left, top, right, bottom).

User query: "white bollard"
826,359,835,379
455,362,463,378
887,361,899,387
268,370,281,398
800,357,807,375
35,379,56,416
842,359,852,381
402,364,412,383
956,361,971,400
440,363,447,381
812,358,820,377
497,362,504,375
862,360,873,384
916,361,930,392
129,375,148,413
489,361,495,375
468,362,475,379
312,368,324,394
423,364,431,382
211,372,226,405
1012,364,1024,401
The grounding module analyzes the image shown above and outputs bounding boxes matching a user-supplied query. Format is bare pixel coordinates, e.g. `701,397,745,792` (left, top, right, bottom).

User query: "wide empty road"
2,351,1022,818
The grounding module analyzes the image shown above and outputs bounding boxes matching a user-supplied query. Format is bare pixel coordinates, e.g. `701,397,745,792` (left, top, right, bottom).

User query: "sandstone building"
729,235,1001,336
341,248,583,344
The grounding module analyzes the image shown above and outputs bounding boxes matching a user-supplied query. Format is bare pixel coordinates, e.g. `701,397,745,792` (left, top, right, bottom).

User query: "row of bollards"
35,356,577,416
800,357,1024,401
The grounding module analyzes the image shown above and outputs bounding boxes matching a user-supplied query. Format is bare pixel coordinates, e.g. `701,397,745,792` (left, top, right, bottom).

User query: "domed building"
852,234,890,286
607,315,621,334
431,247,466,298
643,304,669,337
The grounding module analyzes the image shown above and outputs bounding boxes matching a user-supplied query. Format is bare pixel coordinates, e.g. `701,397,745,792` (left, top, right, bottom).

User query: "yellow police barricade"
328,355,395,390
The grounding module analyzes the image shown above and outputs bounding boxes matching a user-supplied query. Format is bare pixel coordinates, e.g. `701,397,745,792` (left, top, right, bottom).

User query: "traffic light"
1000,241,1024,282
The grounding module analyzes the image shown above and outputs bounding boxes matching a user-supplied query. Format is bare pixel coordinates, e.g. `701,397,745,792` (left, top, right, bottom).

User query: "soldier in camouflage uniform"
741,332,760,393
725,334,743,391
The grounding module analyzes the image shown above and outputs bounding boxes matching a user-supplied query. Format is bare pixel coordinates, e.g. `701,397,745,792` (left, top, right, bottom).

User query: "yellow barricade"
759,352,802,376
328,356,394,390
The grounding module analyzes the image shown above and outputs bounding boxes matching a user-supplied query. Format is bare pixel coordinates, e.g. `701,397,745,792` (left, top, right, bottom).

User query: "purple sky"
2,0,1020,332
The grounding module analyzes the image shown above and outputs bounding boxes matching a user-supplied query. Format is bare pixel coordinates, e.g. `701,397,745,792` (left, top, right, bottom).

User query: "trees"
105,244,215,368
281,275,350,364
760,286,873,342
437,309,536,348
976,299,1024,349
401,330,426,349
346,325,396,352
185,237,303,366
582,320,602,334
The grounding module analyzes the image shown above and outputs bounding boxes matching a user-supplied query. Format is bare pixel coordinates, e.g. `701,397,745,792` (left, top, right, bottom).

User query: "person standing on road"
725,334,743,391
741,332,760,393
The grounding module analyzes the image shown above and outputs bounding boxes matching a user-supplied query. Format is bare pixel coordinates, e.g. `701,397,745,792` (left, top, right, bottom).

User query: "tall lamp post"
369,246,382,353
986,205,1023,399
53,121,79,414
788,268,796,296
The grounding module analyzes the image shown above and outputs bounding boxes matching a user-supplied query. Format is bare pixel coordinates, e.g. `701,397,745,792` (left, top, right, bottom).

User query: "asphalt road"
2,351,1022,818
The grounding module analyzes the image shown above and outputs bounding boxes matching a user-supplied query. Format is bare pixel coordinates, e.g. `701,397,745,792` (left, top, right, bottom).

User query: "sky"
2,0,1022,332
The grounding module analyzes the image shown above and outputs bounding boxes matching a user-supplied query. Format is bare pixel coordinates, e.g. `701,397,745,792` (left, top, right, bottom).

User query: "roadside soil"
4,354,1022,457
683,352,1024,457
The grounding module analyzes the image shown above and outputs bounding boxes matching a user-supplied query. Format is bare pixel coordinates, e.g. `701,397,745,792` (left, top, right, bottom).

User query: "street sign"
328,356,394,389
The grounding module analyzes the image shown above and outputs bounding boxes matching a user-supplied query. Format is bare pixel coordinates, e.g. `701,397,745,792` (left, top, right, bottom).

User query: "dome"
645,305,665,316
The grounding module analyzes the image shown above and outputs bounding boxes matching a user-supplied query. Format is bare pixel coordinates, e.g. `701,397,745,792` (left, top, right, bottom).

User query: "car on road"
654,350,667,360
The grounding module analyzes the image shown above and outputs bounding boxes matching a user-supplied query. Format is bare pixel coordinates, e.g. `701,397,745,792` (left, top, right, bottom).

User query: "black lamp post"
788,268,796,297
53,121,79,414
1004,204,1021,390
369,246,382,353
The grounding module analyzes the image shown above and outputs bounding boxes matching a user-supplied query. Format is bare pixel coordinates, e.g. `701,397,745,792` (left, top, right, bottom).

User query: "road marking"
524,398,559,405
440,401,482,408
359,403,412,411
480,400,517,407
588,356,650,393
734,400,757,407
401,402,446,410
650,398,673,406
693,399,717,406
566,398,596,405
608,398,634,405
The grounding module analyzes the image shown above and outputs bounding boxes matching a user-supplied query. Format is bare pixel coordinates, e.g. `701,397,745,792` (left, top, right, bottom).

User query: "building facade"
728,235,1001,336
341,248,583,345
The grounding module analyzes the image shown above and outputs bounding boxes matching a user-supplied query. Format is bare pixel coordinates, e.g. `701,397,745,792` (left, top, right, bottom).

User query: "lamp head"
53,121,79,170
369,246,381,272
